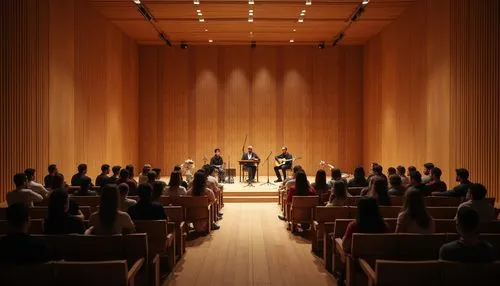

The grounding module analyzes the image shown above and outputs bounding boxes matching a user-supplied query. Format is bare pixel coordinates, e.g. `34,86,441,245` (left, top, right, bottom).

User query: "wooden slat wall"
0,0,138,202
139,46,364,176
363,0,500,201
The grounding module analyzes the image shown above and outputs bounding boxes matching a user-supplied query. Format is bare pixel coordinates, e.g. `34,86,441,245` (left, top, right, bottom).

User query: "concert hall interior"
1,0,500,285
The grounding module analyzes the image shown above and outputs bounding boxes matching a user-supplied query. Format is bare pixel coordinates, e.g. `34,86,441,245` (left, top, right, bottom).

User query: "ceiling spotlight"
290,39,295,43
293,29,296,32
208,39,213,43
250,31,253,35
298,18,304,23
301,9,306,13
197,12,203,16
300,13,305,16
196,9,201,13
205,28,208,32
133,0,141,4
362,0,370,4
249,12,254,16
318,42,325,49
306,0,312,5
249,9,254,13
181,42,188,49
249,0,254,4
194,0,200,4
199,18,205,22
248,18,254,22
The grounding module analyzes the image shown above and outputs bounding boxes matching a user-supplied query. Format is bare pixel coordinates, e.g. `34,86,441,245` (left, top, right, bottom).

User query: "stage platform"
222,177,279,203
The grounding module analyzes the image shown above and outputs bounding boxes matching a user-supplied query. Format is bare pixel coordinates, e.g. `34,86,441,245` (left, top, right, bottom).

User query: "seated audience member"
0,204,50,264
432,168,472,197
87,184,135,235
152,167,162,179
24,168,49,198
407,165,417,176
387,167,396,177
422,162,435,184
126,164,138,184
74,181,96,196
51,174,83,219
71,163,93,187
187,171,219,231
311,169,330,201
96,164,112,186
396,188,435,233
342,197,389,252
328,168,347,188
151,181,164,204
285,171,316,204
397,165,410,188
368,163,388,183
388,175,406,196
426,167,447,193
7,173,43,206
347,166,368,188
165,171,187,197
410,171,431,197
173,165,189,189
326,181,349,207
110,165,121,183
118,183,136,212
44,164,63,189
281,165,303,191
138,164,152,184
44,189,85,234
205,165,223,198
440,206,495,263
146,170,157,186
128,183,166,220
457,183,496,221
369,177,391,206
116,169,138,196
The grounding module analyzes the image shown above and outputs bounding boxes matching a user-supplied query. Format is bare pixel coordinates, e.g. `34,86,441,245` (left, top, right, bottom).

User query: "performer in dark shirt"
274,147,293,182
210,148,225,183
241,146,260,182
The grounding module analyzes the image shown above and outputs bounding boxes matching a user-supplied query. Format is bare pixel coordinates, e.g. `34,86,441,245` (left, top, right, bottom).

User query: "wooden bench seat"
289,196,319,232
0,206,92,220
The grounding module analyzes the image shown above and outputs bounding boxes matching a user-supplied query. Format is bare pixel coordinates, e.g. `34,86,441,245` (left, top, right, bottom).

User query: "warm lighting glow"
196,9,201,13
249,9,254,13
298,18,304,23
205,28,208,32
248,18,254,22
290,39,295,43
293,28,296,32
197,12,202,16
199,18,205,22
300,12,305,16
194,0,200,4
209,39,213,43
362,0,370,4
306,0,312,5
301,9,306,13
133,0,141,4
249,12,253,16
249,0,254,4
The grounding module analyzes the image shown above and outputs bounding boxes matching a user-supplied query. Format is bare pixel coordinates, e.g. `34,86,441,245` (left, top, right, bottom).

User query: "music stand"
259,151,276,187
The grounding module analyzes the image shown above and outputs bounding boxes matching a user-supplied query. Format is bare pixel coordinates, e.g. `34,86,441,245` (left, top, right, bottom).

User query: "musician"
241,146,260,182
274,147,293,182
210,148,225,183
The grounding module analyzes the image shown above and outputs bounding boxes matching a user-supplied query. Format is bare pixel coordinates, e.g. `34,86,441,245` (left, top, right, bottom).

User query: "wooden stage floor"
163,203,335,286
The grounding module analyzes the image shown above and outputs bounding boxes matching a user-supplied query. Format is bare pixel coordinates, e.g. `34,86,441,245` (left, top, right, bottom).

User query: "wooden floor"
164,203,335,286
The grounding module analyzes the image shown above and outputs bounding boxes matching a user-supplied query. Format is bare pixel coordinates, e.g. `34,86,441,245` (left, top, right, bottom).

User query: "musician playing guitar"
210,148,225,183
274,146,293,182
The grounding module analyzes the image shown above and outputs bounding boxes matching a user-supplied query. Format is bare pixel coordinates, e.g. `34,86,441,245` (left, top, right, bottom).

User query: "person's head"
152,181,164,201
430,167,442,181
13,173,27,188
402,187,431,229
332,181,347,199
101,164,110,175
331,168,342,180
314,169,328,189
247,145,253,154
98,184,120,230
152,168,161,179
281,146,287,154
137,183,153,202
292,165,303,178
389,174,402,188
118,183,129,198
142,164,152,175
214,148,221,156
396,165,406,177
48,164,58,175
112,165,121,177
53,173,65,189
387,167,396,177
48,188,69,218
356,197,385,233
125,164,135,179
119,169,129,180
77,164,87,174
456,206,480,237
294,171,310,195
353,166,366,180
410,171,422,185
147,171,157,182
372,164,383,175
455,168,469,182
168,171,181,188
6,203,30,233
192,171,207,196
24,168,36,181
423,163,435,176
370,177,389,199
407,166,417,177
468,183,487,201
207,165,216,177
173,165,182,172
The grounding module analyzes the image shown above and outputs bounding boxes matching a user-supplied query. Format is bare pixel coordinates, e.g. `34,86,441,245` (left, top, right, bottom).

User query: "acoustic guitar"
275,156,301,167
319,160,335,169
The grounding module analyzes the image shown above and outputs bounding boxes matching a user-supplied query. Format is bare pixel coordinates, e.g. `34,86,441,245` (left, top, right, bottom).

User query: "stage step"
224,191,278,197
224,196,278,203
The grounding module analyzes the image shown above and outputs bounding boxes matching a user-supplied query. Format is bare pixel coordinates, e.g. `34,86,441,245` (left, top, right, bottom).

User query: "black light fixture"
159,32,172,47
137,5,152,21
318,42,325,49
251,41,256,48
332,32,344,46
181,42,188,49
350,5,365,22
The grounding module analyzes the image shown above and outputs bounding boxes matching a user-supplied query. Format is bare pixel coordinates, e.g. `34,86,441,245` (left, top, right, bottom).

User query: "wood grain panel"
139,46,364,175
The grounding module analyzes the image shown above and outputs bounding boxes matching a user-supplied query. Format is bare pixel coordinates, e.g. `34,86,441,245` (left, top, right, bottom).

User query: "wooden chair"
177,196,212,233
440,260,500,286
68,196,101,207
347,187,364,196
0,219,44,235
164,205,186,258
312,206,350,256
289,196,319,232
55,260,143,286
424,196,463,207
0,262,55,286
427,206,457,219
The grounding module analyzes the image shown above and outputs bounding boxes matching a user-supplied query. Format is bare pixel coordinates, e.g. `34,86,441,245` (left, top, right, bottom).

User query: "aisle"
164,203,335,286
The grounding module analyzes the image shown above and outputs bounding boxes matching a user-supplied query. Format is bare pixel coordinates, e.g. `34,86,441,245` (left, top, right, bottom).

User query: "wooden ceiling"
87,0,415,45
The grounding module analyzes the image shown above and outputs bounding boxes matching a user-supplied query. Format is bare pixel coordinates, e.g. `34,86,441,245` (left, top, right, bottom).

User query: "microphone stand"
259,151,276,187
226,156,233,184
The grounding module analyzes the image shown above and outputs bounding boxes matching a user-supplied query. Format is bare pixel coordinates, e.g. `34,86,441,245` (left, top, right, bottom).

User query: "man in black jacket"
274,147,293,183
241,146,260,182
432,168,472,197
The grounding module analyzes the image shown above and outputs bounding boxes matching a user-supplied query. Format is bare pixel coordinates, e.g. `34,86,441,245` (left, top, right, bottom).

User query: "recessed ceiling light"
362,0,370,4
306,0,312,5
249,12,253,16
300,12,305,16
133,0,141,4
194,0,200,5
248,18,254,22
298,18,304,23
293,28,296,32
250,31,253,35
198,12,202,16
249,0,254,4
290,39,295,43
199,18,205,22
209,39,213,43
249,9,254,13
196,9,201,13
205,28,208,32
301,9,306,13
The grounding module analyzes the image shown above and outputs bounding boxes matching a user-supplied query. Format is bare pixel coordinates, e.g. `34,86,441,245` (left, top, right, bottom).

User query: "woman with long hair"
286,171,315,204
347,166,368,188
87,184,135,235
44,189,85,234
396,188,435,233
327,181,348,207
311,169,330,203
165,171,187,197
187,171,218,232
369,177,392,206
342,197,388,251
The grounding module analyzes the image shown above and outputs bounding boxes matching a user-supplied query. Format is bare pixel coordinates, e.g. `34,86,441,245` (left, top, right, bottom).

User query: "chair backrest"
481,234,500,259
123,233,149,263
375,260,441,286
333,218,397,239
0,219,44,235
55,260,128,286
177,196,210,221
69,196,100,207
352,234,400,264
424,196,463,207
28,206,92,220
379,206,401,218
134,220,168,255
164,205,184,222
0,262,55,286
315,206,351,224
440,260,500,286
427,207,457,219
347,187,363,196
291,196,319,222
